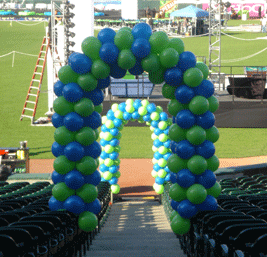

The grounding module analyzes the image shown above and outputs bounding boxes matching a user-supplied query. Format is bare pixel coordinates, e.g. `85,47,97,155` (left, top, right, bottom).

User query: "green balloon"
54,126,75,146
208,96,219,113
105,145,114,154
186,126,206,145
155,184,164,194
114,30,134,50
167,154,188,173
206,126,219,143
160,48,179,68
111,184,120,194
78,211,98,232
117,49,136,70
94,104,103,114
75,127,96,146
158,169,167,178
141,53,161,73
206,155,220,172
151,112,160,121
162,83,176,99
196,62,209,80
149,31,169,54
183,67,203,87
149,67,165,84
82,36,102,61
103,132,113,141
170,210,179,222
52,182,75,201
94,129,99,140
77,73,97,91
114,146,121,153
91,60,110,79
114,159,120,166
53,156,76,174
206,182,221,198
167,99,185,116
158,121,168,130
170,214,191,235
167,38,184,55
74,98,94,117
118,26,132,33
76,184,98,203
53,96,74,116
114,171,121,178
169,124,187,142
187,184,207,204
76,156,98,175
58,65,79,84
187,155,207,175
189,96,209,115
169,183,187,202
115,132,122,140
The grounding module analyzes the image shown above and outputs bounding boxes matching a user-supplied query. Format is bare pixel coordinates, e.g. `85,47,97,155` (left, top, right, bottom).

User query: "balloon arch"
49,23,222,235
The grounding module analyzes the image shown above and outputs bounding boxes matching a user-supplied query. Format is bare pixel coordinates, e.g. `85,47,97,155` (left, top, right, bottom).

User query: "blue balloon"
99,164,109,172
165,173,171,181
51,171,65,184
175,110,196,129
84,170,101,186
110,138,119,147
107,110,115,120
176,169,196,188
64,112,84,131
177,51,196,72
83,111,102,129
98,27,116,44
63,83,83,103
175,140,195,159
177,199,198,219
68,52,92,74
52,113,64,128
51,142,65,157
153,163,161,171
164,166,171,173
83,88,104,106
49,196,64,211
64,142,84,162
164,153,172,161
123,112,131,120
153,139,163,147
196,170,216,189
100,151,109,159
133,99,142,110
101,177,106,182
101,124,109,132
164,67,183,87
194,80,214,98
164,129,169,135
113,118,123,127
109,177,118,185
170,173,177,183
100,139,108,147
147,103,157,113
163,140,171,148
175,84,195,104
64,195,85,214
97,76,110,90
170,199,180,211
154,128,162,136
151,120,159,128
85,198,102,215
131,38,151,59
170,141,179,153
54,80,65,96
196,111,215,129
99,43,119,64
129,60,144,76
84,141,101,158
118,102,126,112
143,114,151,122
172,116,176,124
110,63,127,79
154,152,163,160
110,152,119,160
160,112,168,121
110,128,119,136
65,170,85,190
132,22,152,40
155,177,165,184
132,111,140,120
196,195,218,211
109,165,118,173
196,140,215,159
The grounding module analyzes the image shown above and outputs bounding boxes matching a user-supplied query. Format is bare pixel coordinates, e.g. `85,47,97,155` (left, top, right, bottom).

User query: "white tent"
105,4,121,10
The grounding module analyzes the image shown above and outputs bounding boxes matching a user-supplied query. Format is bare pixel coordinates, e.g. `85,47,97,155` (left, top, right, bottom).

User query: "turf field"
1,20,267,159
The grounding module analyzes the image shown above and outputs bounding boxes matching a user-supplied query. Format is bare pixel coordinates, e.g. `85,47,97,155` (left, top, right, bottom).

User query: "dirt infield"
29,157,267,197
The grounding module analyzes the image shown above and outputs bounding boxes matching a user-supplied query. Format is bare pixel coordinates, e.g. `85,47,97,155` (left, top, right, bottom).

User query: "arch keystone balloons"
50,24,220,235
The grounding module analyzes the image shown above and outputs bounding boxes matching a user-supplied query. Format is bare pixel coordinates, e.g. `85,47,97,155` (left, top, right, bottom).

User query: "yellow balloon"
152,158,158,164
102,116,107,124
111,184,120,194
151,170,158,178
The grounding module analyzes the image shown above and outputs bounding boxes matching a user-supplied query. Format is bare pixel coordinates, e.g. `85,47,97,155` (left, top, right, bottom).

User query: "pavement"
86,197,187,257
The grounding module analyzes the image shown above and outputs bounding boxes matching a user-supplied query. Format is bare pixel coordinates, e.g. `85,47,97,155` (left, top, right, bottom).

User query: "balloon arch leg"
49,23,221,235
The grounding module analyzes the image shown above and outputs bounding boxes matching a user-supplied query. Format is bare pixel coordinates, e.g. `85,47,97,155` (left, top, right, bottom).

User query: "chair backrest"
0,213,20,224
14,220,56,235
246,210,267,218
0,234,19,255
247,234,267,255
8,225,46,242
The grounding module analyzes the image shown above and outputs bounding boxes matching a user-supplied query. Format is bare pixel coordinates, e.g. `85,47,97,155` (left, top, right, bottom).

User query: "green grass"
226,19,261,26
1,22,267,159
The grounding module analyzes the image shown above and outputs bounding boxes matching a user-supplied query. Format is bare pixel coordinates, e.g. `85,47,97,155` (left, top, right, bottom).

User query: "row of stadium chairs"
0,181,111,256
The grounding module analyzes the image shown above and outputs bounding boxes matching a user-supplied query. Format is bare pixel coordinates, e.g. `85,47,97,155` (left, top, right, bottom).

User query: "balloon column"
99,99,172,195
49,22,221,234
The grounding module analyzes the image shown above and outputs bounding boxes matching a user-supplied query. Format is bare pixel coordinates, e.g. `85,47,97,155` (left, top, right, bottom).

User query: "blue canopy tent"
170,5,209,18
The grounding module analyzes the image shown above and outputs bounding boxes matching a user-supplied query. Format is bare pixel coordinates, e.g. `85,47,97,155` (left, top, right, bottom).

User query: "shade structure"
170,5,209,18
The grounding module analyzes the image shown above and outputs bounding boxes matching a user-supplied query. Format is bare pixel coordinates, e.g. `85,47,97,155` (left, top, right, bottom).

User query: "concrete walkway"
86,197,187,257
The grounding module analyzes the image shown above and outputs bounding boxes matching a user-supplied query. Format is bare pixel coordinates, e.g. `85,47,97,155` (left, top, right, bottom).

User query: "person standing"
261,15,267,33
